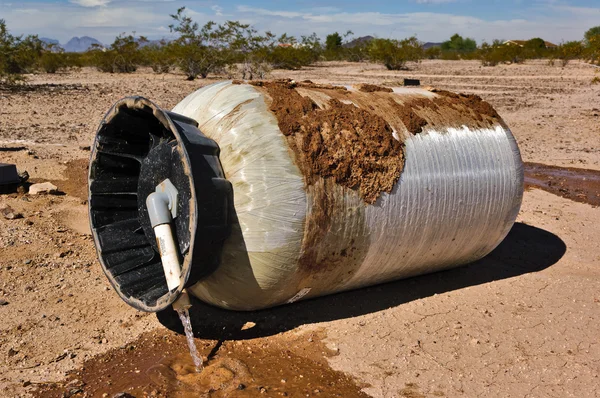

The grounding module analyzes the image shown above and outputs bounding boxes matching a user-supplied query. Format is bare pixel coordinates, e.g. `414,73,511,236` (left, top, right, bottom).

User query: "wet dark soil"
49,158,89,202
524,162,600,207
33,329,369,398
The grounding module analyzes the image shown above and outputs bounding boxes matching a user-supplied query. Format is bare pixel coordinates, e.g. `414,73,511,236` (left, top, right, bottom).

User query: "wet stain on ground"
524,162,600,207
33,329,369,398
49,158,89,202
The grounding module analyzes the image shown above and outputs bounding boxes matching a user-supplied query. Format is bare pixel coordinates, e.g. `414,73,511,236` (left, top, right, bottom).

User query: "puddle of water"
177,308,204,372
524,162,600,207
33,329,369,398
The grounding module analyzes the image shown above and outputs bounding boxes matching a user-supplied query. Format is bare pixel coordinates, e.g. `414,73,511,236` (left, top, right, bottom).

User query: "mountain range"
40,36,103,52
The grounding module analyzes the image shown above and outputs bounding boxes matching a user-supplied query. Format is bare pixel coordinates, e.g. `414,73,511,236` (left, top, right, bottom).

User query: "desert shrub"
0,20,44,83
424,46,441,59
267,34,321,71
169,8,240,80
140,41,174,73
368,37,423,70
38,43,68,73
440,50,461,60
478,40,526,66
555,41,584,67
87,33,145,73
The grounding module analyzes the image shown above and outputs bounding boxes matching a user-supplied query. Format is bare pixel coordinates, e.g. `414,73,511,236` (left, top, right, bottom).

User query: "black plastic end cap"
88,97,232,312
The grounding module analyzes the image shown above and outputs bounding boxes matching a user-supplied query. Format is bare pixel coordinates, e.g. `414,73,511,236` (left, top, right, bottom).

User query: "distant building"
504,40,558,49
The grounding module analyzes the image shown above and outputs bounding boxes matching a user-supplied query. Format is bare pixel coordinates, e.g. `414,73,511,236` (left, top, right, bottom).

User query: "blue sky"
1,0,599,44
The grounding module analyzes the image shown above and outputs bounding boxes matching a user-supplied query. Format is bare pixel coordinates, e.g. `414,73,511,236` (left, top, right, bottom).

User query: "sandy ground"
0,60,599,397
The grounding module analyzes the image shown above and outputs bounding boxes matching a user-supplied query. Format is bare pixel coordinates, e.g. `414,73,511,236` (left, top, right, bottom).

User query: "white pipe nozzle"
146,179,182,292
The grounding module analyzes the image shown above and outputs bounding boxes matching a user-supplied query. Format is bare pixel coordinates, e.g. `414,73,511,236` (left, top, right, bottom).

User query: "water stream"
176,308,204,372
524,162,600,207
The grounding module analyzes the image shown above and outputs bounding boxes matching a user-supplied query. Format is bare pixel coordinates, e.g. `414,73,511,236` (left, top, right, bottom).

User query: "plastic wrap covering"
173,82,523,311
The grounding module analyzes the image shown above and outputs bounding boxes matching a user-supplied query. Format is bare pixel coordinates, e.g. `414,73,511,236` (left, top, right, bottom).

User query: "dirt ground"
1,59,599,397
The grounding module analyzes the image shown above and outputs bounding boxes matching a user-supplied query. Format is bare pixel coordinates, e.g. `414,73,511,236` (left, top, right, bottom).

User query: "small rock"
101,338,108,344
8,348,18,357
64,388,83,397
241,321,256,331
1,206,23,220
79,145,91,151
23,259,32,265
29,182,58,195
22,380,31,387
237,384,246,390
112,393,135,398
67,379,84,388
0,299,8,306
18,170,29,182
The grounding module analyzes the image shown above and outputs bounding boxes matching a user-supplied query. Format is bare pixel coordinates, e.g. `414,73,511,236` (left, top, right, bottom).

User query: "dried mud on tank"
245,80,503,204
256,80,404,204
33,329,369,398
429,89,500,122
355,84,393,93
524,162,600,207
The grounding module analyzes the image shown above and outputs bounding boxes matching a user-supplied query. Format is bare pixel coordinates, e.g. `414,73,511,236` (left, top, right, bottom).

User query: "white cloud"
236,6,304,19
69,0,111,7
211,5,223,16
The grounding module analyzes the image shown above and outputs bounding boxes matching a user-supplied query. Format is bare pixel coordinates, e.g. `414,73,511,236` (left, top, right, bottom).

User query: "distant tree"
323,31,353,61
584,26,600,64
524,38,547,59
441,34,477,53
325,32,343,51
369,36,423,70
584,26,600,43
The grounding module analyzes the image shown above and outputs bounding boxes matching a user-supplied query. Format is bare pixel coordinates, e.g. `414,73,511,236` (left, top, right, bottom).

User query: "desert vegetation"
1,14,600,85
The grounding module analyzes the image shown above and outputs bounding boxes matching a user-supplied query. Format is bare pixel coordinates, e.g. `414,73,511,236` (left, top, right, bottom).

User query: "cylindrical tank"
89,80,523,312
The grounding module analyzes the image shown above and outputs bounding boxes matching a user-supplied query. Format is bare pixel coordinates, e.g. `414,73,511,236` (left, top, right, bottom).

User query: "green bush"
86,33,144,73
1,19,43,83
441,34,477,56
168,8,236,80
140,41,174,73
477,40,527,66
38,43,68,73
368,37,423,70
555,41,584,66
424,46,441,60
584,27,600,64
